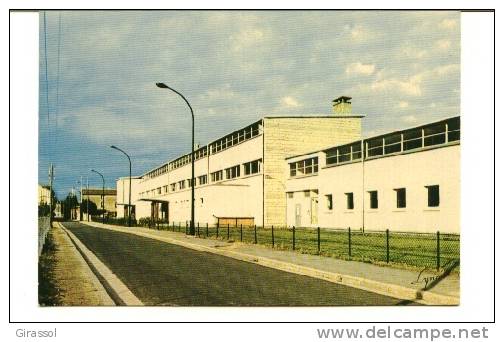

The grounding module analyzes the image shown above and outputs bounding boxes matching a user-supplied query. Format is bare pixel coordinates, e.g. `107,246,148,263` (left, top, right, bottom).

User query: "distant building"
81,188,117,217
38,184,51,205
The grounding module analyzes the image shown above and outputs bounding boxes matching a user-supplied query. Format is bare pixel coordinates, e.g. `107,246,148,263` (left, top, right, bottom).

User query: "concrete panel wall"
264,117,362,227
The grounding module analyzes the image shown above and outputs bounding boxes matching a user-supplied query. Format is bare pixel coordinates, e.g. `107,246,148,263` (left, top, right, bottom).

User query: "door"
311,197,318,225
295,204,302,227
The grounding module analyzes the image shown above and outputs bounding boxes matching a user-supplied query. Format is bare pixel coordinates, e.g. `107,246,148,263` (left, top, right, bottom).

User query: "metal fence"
38,216,51,257
134,221,459,271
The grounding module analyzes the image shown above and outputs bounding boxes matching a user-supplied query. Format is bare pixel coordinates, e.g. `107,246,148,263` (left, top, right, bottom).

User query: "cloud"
397,101,409,109
371,75,422,97
280,96,302,108
436,39,452,50
402,115,418,124
346,62,375,75
346,24,374,42
439,18,457,30
229,28,266,52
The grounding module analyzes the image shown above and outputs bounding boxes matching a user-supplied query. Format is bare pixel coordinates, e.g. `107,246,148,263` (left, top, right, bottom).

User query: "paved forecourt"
62,222,414,306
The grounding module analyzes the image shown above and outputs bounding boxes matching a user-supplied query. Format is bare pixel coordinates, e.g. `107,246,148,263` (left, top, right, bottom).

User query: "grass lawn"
148,222,459,272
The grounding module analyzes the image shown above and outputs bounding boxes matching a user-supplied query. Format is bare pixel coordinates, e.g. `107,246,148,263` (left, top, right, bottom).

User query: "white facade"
286,116,460,233
117,103,363,227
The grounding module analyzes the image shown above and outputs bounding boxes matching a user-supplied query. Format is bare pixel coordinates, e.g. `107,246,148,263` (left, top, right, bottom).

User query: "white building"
117,97,363,227
285,116,460,233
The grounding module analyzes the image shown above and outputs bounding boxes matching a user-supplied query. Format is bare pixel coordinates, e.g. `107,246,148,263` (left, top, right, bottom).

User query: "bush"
138,217,152,227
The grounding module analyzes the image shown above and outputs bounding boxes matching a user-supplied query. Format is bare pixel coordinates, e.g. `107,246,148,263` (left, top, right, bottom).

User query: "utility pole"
86,176,89,221
48,164,54,224
80,175,83,221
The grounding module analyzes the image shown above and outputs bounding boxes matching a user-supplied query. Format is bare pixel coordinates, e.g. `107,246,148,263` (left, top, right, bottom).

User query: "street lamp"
156,82,195,235
91,169,105,224
111,145,132,227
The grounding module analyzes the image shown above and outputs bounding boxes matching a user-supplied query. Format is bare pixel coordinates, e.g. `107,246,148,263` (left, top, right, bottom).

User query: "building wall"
116,178,142,218
38,185,51,205
86,194,117,214
133,136,264,225
286,144,460,233
263,117,362,227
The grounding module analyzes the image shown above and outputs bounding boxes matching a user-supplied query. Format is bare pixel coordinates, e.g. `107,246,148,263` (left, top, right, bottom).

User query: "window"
289,157,318,177
368,191,378,209
403,128,423,151
338,145,351,163
384,134,402,154
198,174,208,185
157,187,161,195
395,188,406,208
187,178,196,187
289,163,296,177
326,148,338,165
425,185,440,207
178,180,186,190
244,159,262,175
345,192,354,210
424,124,446,146
225,165,241,179
170,183,176,192
325,194,333,210
367,138,384,157
211,170,223,182
287,192,293,199
163,185,168,193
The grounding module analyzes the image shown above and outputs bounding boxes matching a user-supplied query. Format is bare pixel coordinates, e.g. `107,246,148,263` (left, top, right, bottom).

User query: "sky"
39,11,460,199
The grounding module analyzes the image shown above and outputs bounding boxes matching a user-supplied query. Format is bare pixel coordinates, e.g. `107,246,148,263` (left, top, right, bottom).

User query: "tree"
80,199,98,215
62,192,79,220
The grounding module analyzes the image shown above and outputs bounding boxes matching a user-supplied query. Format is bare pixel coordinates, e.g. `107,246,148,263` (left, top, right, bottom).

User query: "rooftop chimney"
332,96,352,114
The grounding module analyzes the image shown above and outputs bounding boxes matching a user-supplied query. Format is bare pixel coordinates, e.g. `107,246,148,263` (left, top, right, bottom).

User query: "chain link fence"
38,216,51,257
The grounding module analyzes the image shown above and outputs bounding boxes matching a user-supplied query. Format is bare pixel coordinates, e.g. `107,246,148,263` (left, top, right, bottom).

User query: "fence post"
254,224,257,244
197,222,200,237
206,223,209,237
227,223,230,240
240,224,243,242
348,227,352,257
436,231,441,271
317,227,321,254
386,229,390,263
271,225,275,247
216,222,219,238
186,221,188,235
292,226,296,250
172,221,175,232
178,221,181,232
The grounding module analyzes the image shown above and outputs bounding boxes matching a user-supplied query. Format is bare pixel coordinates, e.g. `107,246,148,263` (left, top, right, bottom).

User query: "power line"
43,11,50,126
54,12,62,148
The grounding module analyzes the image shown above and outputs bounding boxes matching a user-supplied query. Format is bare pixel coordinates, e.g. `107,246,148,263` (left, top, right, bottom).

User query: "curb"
83,222,459,306
58,222,143,306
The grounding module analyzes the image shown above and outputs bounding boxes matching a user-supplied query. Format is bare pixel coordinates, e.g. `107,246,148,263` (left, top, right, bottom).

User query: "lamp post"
156,82,195,235
91,169,105,224
111,145,132,227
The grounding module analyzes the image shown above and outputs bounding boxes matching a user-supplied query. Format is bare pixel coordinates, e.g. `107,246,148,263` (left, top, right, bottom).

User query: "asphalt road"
63,222,415,306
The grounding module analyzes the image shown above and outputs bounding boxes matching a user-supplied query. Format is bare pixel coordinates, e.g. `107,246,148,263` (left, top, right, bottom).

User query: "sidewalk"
82,221,459,305
48,223,115,306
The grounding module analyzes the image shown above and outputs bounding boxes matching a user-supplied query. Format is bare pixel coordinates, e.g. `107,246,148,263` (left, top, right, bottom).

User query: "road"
63,222,415,306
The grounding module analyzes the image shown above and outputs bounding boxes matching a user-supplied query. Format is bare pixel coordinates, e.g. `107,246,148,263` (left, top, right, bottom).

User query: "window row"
140,159,262,196
212,159,263,183
209,122,262,154
325,117,460,166
289,157,319,177
323,185,440,210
